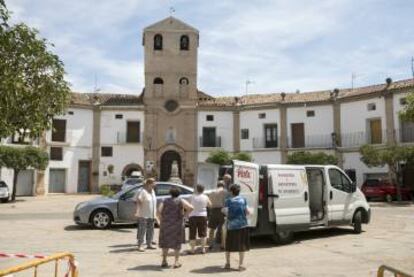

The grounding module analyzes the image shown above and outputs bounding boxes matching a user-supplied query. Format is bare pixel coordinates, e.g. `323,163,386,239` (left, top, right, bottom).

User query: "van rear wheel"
271,230,293,245
353,211,362,234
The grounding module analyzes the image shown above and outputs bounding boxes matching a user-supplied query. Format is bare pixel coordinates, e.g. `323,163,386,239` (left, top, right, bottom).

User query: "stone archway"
160,151,181,181
122,163,143,178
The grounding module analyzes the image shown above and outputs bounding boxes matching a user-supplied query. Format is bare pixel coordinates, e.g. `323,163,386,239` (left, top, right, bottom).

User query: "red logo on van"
237,169,251,179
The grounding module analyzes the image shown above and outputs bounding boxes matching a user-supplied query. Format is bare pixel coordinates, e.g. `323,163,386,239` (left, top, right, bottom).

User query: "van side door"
233,160,260,227
268,167,310,228
327,167,354,223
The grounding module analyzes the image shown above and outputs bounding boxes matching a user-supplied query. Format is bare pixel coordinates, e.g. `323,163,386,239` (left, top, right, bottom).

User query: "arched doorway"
160,151,181,181
122,163,143,178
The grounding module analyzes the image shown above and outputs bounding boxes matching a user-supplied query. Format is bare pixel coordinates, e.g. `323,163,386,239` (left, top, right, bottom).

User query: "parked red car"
361,179,413,202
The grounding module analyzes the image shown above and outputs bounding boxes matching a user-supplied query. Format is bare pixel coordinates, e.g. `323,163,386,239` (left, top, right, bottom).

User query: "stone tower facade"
142,17,199,185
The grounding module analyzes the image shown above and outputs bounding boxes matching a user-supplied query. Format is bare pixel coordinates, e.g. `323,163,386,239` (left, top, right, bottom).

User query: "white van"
199,160,371,243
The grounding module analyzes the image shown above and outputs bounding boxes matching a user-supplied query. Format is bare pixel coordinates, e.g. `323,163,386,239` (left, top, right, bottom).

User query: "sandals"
161,262,169,268
173,263,182,269
238,266,246,272
224,263,231,270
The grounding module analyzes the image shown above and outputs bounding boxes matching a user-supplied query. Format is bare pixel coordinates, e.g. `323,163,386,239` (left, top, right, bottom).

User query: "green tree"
287,151,338,165
0,146,48,201
206,150,253,165
359,144,414,201
0,1,70,140
400,92,414,122
0,0,8,29
206,150,232,165
231,152,252,162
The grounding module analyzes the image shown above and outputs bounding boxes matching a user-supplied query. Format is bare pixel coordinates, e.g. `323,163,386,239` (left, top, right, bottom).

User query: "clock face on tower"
164,100,179,112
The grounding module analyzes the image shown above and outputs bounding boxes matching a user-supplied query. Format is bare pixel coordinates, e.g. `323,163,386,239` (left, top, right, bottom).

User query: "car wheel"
90,209,112,229
0,198,8,203
271,230,294,245
353,211,362,234
385,194,393,203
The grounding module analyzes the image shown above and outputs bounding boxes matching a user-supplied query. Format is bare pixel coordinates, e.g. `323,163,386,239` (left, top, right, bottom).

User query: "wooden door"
16,170,34,196
78,161,91,193
49,169,66,193
291,123,305,148
370,119,382,144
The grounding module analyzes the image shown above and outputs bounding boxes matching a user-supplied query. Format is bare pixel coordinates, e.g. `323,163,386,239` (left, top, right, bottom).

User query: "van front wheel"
353,211,362,234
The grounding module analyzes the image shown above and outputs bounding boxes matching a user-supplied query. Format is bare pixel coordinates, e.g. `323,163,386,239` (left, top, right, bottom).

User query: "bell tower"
142,17,199,185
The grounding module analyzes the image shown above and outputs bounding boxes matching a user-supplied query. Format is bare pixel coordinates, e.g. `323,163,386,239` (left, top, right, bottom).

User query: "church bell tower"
142,17,199,185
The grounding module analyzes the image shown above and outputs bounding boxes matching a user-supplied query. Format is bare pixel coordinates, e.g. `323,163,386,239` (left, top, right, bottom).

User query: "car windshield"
365,179,380,187
123,178,143,186
112,185,142,199
0,182,7,188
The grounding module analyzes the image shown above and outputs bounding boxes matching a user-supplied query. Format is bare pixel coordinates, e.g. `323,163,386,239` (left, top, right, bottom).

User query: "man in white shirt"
135,178,157,252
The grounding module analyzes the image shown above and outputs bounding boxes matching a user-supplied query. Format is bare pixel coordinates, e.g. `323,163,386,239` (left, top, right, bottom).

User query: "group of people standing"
134,175,250,271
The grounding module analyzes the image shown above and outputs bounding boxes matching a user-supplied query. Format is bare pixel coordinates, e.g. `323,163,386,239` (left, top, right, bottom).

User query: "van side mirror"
351,182,357,193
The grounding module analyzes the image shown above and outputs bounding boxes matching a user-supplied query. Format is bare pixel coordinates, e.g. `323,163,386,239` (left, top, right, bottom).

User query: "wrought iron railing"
199,136,222,148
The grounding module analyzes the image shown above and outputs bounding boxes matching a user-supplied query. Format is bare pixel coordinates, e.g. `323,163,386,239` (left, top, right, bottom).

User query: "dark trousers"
208,208,225,243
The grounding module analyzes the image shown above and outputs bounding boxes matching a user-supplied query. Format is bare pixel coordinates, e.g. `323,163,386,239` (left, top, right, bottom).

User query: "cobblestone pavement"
0,195,413,276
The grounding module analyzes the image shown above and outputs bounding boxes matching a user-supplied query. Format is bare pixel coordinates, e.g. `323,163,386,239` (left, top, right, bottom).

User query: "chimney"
385,77,392,87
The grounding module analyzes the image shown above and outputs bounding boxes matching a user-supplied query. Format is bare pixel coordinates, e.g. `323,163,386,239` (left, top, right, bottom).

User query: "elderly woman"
158,187,193,268
135,178,157,252
223,184,250,271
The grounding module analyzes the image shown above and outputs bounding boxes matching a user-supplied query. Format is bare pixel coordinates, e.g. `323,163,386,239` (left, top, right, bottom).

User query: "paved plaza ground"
0,195,413,276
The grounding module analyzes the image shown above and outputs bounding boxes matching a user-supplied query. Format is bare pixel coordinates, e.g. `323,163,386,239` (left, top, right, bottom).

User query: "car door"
268,166,311,228
327,168,354,223
117,187,140,222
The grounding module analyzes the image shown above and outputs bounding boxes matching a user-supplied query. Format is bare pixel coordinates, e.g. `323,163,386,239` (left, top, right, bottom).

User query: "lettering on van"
274,170,303,196
235,167,254,192
237,169,251,179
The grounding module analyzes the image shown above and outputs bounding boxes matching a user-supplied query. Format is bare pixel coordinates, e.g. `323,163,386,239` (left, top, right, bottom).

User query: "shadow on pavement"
295,227,356,242
191,266,237,274
109,247,138,254
109,244,137,248
64,224,133,233
249,227,358,249
127,265,163,272
369,201,413,207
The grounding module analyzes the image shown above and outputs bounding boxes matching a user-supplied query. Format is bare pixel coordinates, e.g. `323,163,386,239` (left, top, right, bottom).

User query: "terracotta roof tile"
70,92,143,106
198,78,414,107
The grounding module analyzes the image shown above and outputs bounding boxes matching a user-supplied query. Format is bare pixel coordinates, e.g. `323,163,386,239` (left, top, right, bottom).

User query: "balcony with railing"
252,137,280,149
116,132,143,144
288,134,335,149
199,136,222,148
340,130,390,148
2,135,39,146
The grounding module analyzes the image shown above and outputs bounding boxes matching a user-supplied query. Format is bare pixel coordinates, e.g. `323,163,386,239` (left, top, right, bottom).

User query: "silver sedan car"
73,182,193,229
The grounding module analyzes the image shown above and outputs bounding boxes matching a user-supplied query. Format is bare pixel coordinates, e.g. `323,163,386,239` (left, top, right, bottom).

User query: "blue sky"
6,0,414,96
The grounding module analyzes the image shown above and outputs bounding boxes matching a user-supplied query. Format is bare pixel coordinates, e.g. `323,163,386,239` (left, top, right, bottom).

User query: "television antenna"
351,72,357,90
94,73,101,93
245,80,254,95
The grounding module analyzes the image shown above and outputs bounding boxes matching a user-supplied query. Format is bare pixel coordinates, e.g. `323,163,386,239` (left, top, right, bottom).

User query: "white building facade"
1,17,414,196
